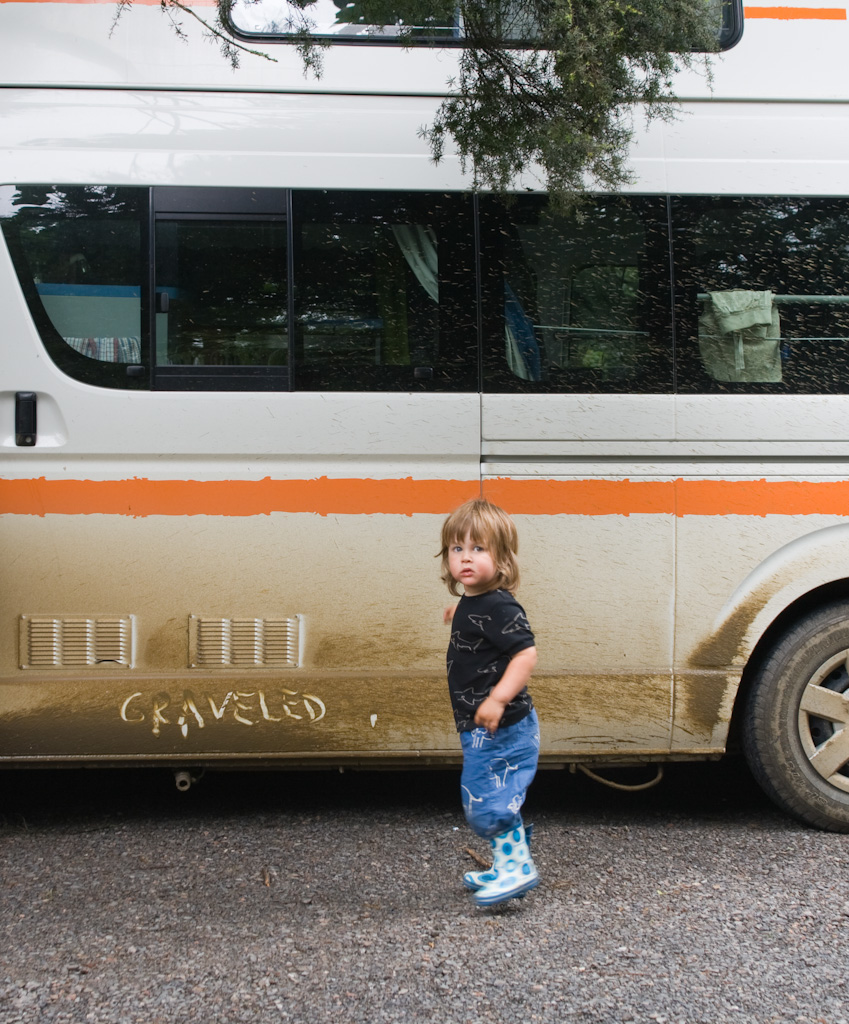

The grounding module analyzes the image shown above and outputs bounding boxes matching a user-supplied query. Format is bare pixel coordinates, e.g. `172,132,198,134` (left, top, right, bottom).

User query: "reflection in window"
155,219,288,369
293,191,476,391
479,195,673,394
0,185,145,389
673,198,849,394
230,0,512,41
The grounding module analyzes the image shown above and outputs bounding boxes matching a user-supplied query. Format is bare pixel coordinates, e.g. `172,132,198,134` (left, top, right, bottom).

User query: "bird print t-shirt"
446,588,535,732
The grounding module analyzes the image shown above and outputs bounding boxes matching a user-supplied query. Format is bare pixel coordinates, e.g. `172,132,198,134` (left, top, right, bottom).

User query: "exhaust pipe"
174,770,194,792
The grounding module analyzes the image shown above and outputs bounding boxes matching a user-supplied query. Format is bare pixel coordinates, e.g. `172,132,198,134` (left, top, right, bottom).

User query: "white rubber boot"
463,822,533,891
472,823,539,907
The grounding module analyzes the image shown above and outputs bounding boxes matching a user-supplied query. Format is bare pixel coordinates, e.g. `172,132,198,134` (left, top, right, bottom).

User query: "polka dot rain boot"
472,823,539,907
463,822,533,892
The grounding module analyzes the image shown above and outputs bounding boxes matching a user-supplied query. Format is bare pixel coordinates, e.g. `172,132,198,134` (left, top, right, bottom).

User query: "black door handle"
15,392,36,446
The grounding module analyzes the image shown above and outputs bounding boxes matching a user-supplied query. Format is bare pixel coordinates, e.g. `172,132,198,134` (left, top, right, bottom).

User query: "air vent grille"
190,616,300,668
20,616,133,669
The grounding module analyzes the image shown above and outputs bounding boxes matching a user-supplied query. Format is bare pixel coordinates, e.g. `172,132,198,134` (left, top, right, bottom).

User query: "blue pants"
459,709,540,839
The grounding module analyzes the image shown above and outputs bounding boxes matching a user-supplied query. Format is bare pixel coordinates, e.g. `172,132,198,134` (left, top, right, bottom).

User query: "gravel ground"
2,760,849,1024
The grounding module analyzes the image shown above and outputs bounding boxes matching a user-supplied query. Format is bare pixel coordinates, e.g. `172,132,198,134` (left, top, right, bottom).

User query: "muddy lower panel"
0,671,726,764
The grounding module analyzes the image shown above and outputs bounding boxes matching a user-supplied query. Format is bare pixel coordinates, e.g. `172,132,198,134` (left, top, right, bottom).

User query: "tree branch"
167,0,278,62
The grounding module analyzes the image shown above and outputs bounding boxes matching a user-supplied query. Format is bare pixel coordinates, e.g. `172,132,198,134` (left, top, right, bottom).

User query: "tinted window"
13,185,849,399
479,195,673,394
293,191,477,391
0,185,146,390
228,0,741,49
673,197,849,394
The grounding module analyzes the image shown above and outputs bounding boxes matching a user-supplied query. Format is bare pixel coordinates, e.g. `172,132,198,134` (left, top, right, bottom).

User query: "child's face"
448,531,498,596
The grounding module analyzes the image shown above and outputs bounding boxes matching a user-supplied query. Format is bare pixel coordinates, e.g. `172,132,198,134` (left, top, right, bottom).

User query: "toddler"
440,497,540,907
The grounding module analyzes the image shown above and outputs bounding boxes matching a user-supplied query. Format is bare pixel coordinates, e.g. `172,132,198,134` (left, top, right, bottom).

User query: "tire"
744,601,849,832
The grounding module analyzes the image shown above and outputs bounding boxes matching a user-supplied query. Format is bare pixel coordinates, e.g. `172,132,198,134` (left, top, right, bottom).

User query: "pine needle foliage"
422,0,719,207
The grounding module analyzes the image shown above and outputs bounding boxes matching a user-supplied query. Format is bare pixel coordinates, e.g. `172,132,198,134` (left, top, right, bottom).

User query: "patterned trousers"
459,708,540,839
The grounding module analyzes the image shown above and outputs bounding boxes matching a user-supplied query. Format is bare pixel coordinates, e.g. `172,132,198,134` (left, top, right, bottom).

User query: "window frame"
224,0,743,51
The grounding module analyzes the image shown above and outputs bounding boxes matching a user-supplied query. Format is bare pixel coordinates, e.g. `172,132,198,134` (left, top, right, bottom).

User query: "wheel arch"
687,524,849,749
691,523,849,675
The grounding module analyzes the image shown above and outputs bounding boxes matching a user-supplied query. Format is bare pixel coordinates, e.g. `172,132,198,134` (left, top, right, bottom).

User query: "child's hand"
443,604,457,625
474,695,507,734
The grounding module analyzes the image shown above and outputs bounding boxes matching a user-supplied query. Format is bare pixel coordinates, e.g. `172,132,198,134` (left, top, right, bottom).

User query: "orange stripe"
4,476,849,518
675,479,849,517
487,478,849,517
0,477,480,518
744,5,846,17
484,479,675,516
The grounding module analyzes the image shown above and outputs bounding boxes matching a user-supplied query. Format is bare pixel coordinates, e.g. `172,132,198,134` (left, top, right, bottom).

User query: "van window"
227,0,742,50
478,194,673,394
152,188,289,391
293,191,477,391
1,185,478,393
673,197,849,394
0,185,147,390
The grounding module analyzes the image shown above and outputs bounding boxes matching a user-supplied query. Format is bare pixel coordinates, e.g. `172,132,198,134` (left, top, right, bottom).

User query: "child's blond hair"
439,498,521,597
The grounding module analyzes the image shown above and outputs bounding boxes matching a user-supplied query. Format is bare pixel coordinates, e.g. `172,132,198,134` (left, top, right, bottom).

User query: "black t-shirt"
446,588,535,733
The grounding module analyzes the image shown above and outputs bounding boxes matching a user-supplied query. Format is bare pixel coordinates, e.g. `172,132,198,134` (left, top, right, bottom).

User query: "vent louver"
20,616,133,669
190,616,301,668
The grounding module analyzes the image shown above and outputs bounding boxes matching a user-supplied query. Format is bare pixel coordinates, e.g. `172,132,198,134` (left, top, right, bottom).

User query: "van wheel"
744,601,849,832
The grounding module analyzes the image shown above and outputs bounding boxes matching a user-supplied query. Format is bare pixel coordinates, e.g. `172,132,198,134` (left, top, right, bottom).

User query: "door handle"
15,391,36,446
